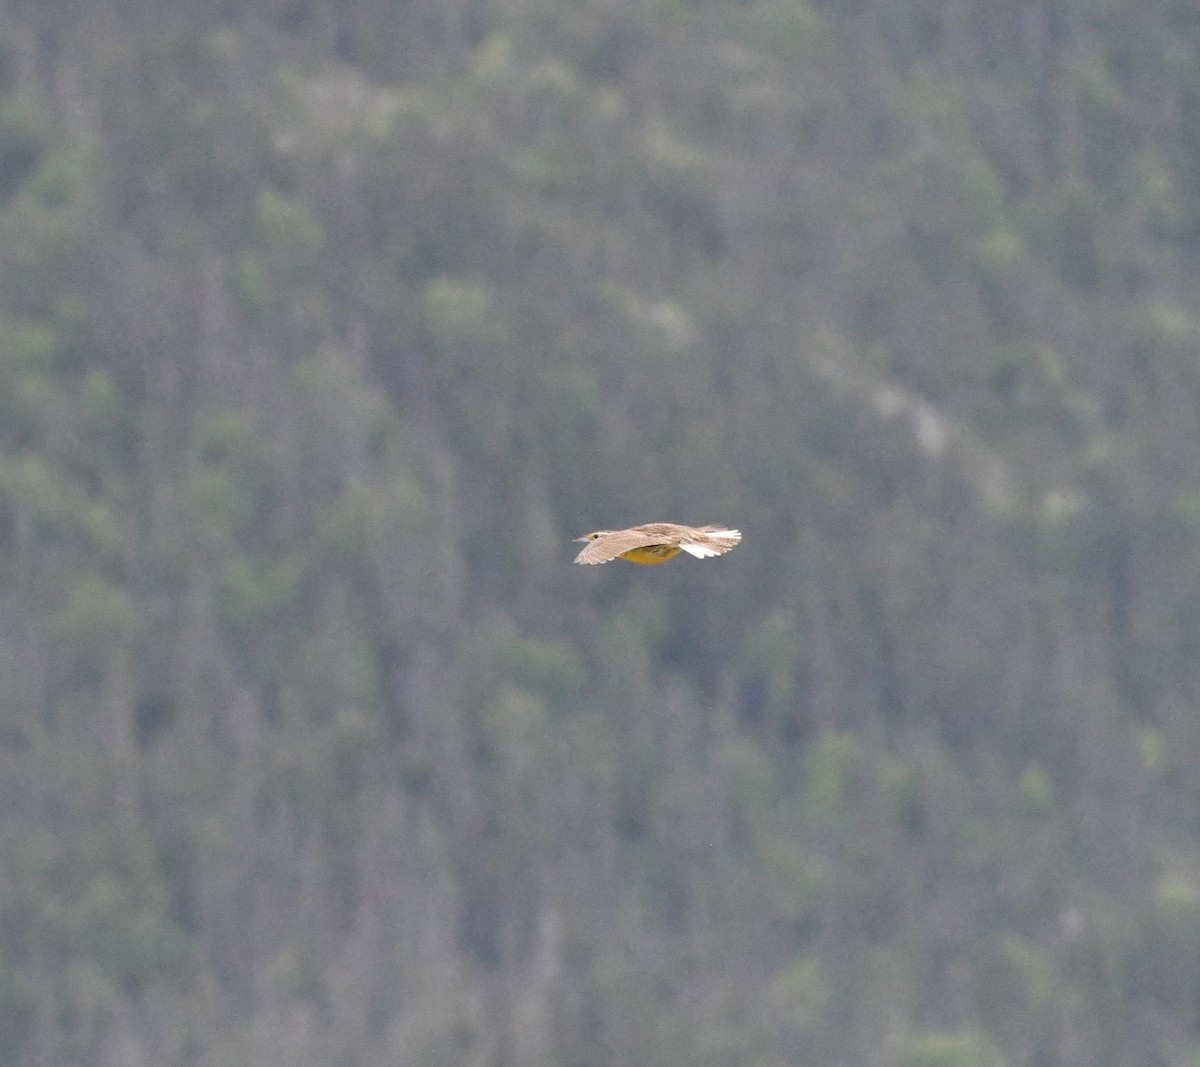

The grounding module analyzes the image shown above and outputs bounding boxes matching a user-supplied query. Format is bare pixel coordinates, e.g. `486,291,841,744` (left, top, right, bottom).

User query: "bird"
573,523,741,565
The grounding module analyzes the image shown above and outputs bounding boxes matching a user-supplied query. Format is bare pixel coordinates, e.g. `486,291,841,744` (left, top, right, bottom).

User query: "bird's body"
574,523,741,566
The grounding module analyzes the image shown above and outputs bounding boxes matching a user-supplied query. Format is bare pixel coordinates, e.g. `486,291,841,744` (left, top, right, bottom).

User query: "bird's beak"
573,536,588,543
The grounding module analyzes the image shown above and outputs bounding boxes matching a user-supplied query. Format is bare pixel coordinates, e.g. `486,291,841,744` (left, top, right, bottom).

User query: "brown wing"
575,527,678,565
678,527,741,558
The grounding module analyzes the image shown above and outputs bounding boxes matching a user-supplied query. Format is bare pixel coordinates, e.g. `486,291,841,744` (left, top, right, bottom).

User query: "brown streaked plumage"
573,523,742,566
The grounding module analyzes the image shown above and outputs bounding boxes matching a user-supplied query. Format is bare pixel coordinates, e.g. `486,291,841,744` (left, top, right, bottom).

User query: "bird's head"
574,531,609,543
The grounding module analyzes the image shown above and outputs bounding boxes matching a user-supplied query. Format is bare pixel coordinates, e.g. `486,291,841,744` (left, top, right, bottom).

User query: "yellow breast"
618,545,682,565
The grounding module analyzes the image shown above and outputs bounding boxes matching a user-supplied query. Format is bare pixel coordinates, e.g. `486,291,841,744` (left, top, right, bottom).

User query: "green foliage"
53,576,133,649
900,1030,1006,1067
763,955,828,1038
73,877,193,990
802,730,862,821
1015,761,1054,814
0,958,33,1061
501,634,586,711
232,251,272,318
19,148,89,210
0,37,16,99
80,369,139,464
0,104,48,202
0,453,121,567
4,0,1200,1064
215,553,304,633
252,188,323,265
421,276,497,351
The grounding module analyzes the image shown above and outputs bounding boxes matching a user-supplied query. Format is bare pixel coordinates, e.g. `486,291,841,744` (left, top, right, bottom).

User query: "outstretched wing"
575,528,676,565
679,527,741,558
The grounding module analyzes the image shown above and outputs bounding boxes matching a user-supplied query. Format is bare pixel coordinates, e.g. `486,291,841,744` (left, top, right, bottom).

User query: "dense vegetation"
3,0,1200,1063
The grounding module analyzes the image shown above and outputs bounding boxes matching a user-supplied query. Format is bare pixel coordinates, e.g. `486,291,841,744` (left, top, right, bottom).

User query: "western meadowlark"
573,523,741,566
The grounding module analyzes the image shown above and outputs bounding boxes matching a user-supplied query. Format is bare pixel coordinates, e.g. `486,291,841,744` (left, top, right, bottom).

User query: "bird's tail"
680,528,741,557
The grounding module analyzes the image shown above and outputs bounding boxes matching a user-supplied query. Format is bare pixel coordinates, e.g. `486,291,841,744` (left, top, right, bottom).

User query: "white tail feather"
680,529,741,558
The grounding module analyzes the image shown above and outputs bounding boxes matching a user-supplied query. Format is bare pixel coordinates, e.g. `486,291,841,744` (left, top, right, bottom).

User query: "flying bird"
574,523,741,566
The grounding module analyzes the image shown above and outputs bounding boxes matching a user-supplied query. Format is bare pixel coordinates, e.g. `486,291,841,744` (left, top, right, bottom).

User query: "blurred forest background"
3,0,1200,1064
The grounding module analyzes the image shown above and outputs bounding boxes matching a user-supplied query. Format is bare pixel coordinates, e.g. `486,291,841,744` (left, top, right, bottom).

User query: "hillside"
2,1,1200,1064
